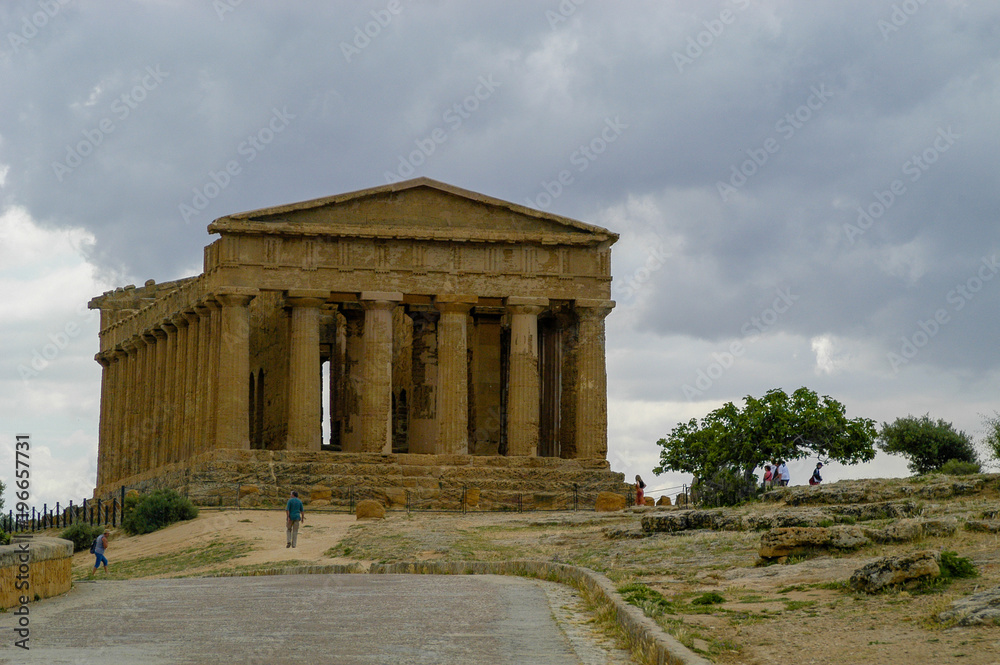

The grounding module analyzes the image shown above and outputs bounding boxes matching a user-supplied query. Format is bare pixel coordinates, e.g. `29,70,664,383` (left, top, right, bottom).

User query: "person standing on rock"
285,490,305,548
776,461,790,486
809,462,823,486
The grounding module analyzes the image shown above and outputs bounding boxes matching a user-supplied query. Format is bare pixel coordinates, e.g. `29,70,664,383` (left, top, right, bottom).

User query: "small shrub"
939,551,977,580
0,531,10,546
691,591,726,605
939,459,980,476
121,489,198,536
60,523,105,553
618,583,676,615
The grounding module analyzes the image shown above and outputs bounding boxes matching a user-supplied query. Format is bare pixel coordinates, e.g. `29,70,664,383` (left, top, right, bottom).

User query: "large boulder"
759,526,869,559
849,551,940,593
643,497,655,507
938,587,1000,625
656,495,672,506
595,492,626,512
355,500,386,520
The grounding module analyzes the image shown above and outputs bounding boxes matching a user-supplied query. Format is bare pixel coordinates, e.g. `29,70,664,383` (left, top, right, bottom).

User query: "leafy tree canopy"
877,414,978,474
653,387,877,482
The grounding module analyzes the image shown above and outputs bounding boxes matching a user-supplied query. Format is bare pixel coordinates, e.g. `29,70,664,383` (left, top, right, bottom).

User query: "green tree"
982,411,1000,466
653,387,877,485
877,414,979,474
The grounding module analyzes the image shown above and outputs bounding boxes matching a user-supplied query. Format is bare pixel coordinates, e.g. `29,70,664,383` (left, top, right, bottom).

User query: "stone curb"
212,559,709,665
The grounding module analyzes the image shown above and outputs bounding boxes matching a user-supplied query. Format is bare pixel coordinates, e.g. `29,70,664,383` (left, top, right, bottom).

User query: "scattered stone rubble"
938,587,1000,625
849,551,940,593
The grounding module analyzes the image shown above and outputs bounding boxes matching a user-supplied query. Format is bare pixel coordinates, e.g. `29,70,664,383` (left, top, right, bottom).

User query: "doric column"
121,338,139,477
171,313,190,464
95,354,111,491
139,332,157,471
111,347,128,483
215,289,257,449
435,295,476,455
182,310,200,461
505,297,548,456
360,292,402,453
194,301,216,453
161,319,178,464
405,307,439,454
286,291,327,451
573,300,614,459
339,307,364,452
150,327,168,470
135,334,153,473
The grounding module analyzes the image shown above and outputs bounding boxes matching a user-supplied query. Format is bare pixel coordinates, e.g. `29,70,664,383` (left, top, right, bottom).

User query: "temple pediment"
209,177,617,245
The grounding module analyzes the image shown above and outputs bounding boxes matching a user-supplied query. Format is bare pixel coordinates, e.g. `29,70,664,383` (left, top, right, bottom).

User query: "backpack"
89,535,99,554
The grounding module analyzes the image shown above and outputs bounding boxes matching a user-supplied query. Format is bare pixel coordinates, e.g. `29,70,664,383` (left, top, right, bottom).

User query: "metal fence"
2,486,128,533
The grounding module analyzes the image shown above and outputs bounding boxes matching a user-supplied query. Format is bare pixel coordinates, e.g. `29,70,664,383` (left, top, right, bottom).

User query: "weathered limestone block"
464,488,481,508
643,497,655,507
964,519,1000,533
309,487,332,501
849,551,940,593
759,526,869,559
595,492,626,512
238,484,259,497
865,517,958,543
385,488,407,507
656,495,671,506
674,493,689,507
356,499,386,519
0,538,74,609
938,587,1000,625
310,499,330,507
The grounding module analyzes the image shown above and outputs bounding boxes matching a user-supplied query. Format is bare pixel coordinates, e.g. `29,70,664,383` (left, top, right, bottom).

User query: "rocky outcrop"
355,500,386,519
964,520,1000,533
849,551,940,593
938,587,1000,625
765,477,987,506
656,495,672,506
758,526,869,559
863,517,957,543
596,492,626,512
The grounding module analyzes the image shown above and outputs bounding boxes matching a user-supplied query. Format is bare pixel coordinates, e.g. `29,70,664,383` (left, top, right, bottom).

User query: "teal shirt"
286,497,304,521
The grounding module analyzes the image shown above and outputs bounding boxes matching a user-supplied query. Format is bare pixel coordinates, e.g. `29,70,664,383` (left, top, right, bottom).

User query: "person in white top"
776,461,790,486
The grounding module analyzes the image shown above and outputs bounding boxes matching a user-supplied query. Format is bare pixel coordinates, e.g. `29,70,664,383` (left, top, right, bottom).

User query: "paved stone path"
3,574,634,664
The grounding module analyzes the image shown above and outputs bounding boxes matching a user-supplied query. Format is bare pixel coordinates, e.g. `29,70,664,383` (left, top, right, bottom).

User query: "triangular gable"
208,178,617,245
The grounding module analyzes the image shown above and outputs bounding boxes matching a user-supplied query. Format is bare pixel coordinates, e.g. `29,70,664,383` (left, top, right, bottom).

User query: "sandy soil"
71,509,357,576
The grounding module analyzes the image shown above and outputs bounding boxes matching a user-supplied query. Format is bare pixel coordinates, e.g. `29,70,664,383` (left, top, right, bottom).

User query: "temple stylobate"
89,178,624,507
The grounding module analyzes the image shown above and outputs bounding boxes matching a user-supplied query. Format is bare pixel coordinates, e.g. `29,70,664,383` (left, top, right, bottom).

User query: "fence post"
121,485,126,514
462,487,467,515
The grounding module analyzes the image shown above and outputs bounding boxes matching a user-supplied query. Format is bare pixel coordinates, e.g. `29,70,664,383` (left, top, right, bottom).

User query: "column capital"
216,293,256,308
122,338,138,353
181,309,200,325
196,297,221,314
151,327,168,341
95,353,111,367
506,296,549,308
112,346,128,361
435,294,476,315
286,292,328,309
160,319,178,334
361,291,403,311
574,299,615,319
171,312,190,328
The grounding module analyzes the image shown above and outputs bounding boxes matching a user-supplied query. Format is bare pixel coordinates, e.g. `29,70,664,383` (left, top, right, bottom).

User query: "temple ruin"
89,178,625,507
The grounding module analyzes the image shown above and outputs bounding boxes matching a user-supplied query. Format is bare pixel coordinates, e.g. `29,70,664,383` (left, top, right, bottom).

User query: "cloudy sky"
2,0,998,508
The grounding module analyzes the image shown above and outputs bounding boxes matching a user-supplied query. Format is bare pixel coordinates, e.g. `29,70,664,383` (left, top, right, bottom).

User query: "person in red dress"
635,475,646,506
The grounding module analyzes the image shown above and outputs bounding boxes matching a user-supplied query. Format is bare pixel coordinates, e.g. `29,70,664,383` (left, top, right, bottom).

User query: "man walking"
776,461,790,487
285,490,305,548
89,530,110,577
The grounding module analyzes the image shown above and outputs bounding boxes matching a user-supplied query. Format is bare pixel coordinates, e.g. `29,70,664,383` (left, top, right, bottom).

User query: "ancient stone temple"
89,178,625,507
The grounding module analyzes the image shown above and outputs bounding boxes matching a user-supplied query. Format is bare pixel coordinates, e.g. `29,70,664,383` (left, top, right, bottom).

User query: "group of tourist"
762,461,824,488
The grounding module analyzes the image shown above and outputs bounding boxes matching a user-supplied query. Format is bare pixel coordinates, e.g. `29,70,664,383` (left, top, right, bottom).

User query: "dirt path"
71,509,356,576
